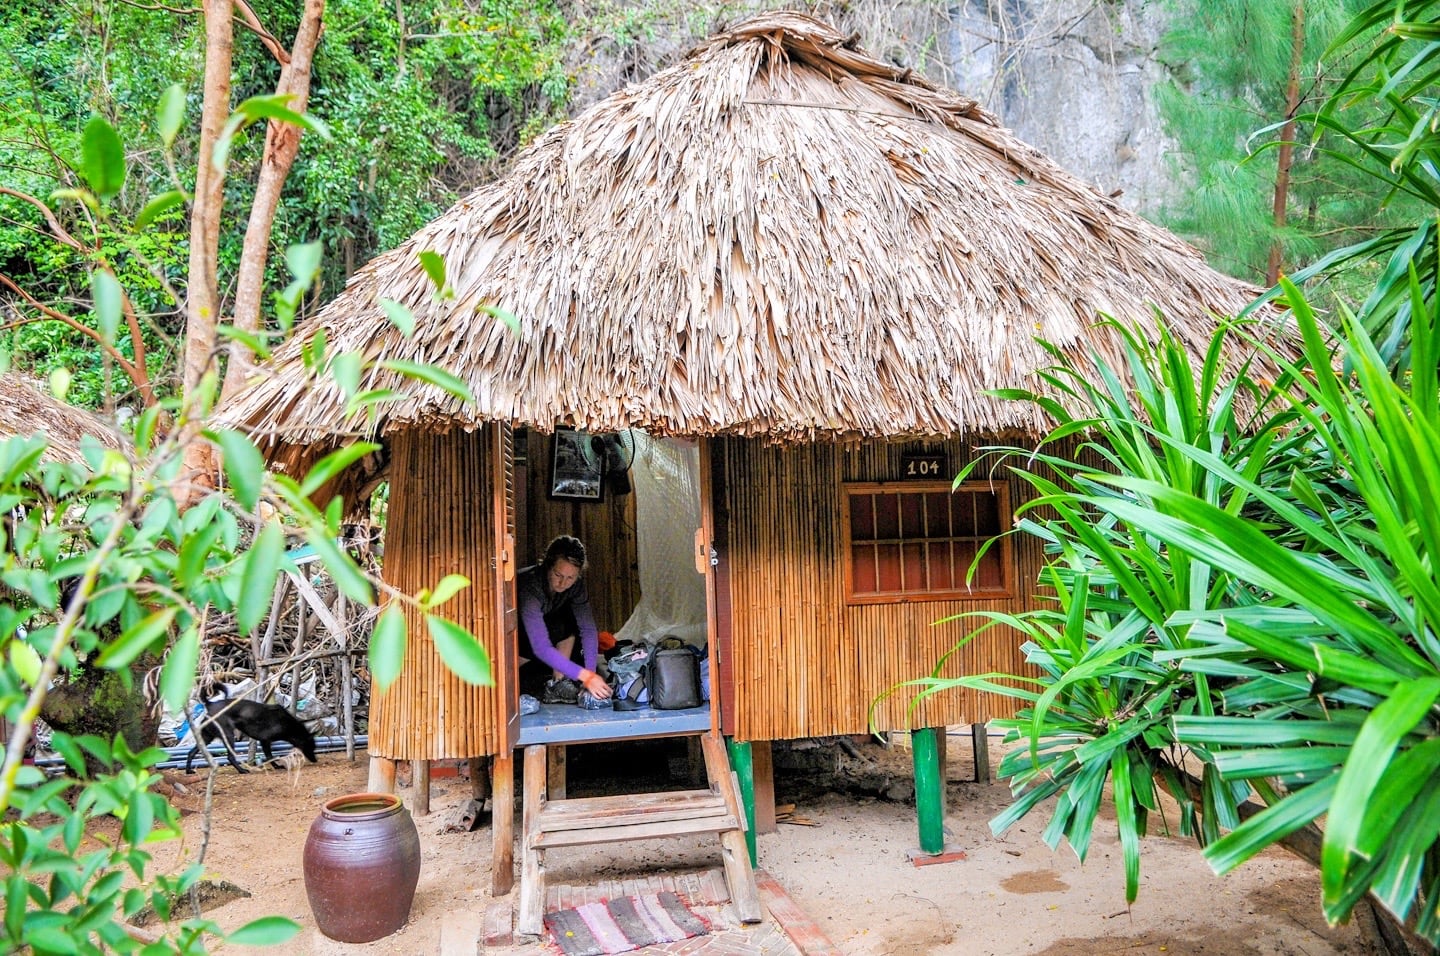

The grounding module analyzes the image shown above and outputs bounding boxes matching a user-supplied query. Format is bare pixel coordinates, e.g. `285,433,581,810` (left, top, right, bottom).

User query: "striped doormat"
543,891,710,955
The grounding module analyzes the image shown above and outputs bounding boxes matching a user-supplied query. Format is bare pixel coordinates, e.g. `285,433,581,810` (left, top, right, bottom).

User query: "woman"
516,535,612,703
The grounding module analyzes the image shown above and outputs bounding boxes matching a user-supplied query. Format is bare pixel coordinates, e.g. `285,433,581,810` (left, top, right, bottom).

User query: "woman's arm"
570,583,609,697
572,585,600,673
518,578,584,681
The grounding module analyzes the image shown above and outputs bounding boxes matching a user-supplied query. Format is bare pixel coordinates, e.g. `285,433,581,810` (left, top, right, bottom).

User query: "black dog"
183,690,318,774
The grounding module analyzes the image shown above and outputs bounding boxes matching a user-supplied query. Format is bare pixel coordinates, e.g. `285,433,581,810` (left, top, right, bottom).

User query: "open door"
490,422,519,751
697,438,727,736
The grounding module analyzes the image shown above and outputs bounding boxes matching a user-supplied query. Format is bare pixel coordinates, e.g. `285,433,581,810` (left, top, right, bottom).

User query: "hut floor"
518,701,709,746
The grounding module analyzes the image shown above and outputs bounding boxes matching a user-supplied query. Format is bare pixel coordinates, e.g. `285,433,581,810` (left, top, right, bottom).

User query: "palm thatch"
0,375,121,463
225,11,1285,469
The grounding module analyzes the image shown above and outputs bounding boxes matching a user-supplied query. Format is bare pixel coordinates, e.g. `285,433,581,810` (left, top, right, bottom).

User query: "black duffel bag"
646,637,702,710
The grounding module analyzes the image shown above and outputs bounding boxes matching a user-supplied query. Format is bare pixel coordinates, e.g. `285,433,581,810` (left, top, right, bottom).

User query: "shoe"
541,677,580,704
577,689,611,710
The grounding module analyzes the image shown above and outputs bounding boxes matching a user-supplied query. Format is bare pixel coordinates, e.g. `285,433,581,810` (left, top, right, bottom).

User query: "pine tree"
1155,0,1418,285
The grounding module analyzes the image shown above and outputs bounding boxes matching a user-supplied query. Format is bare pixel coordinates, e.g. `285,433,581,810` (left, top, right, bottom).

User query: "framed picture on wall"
550,428,604,501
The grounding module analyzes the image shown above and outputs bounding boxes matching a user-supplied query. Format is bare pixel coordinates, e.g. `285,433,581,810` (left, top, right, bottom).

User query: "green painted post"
726,737,758,865
912,726,945,854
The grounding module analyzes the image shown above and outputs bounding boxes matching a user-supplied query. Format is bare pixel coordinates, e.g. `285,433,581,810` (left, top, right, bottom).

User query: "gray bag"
647,639,702,710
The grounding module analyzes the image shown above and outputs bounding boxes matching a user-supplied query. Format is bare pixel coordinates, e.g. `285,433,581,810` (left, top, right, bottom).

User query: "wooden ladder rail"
515,730,761,938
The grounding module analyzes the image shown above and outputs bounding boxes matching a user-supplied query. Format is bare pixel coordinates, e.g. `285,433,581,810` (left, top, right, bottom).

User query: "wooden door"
491,423,520,752
697,438,728,736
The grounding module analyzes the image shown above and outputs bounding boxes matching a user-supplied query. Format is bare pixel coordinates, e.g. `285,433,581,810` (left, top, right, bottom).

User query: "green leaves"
95,608,176,670
906,262,1440,944
417,250,448,297
275,240,325,331
381,359,474,404
1321,677,1440,918
227,915,301,946
381,298,415,337
421,574,470,609
300,442,380,498
134,189,187,230
161,630,200,714
80,116,125,201
237,523,285,635
213,93,331,171
156,83,186,148
427,616,491,686
210,429,266,511
90,271,122,342
369,605,407,692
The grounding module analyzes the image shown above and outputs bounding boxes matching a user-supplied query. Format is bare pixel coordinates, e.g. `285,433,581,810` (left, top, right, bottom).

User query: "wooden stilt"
705,733,762,922
972,722,991,783
516,745,548,939
469,756,491,802
546,745,566,801
936,726,949,785
491,753,515,896
752,740,776,834
413,760,431,816
367,756,396,794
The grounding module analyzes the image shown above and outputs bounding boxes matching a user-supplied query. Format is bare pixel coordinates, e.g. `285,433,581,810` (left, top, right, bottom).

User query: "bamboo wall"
371,428,501,759
717,436,1050,742
520,429,641,633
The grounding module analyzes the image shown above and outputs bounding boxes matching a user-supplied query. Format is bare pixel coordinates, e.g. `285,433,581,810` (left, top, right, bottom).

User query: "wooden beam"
752,740,776,834
516,745,549,938
367,756,396,794
972,722,991,783
755,869,844,955
703,734,761,923
491,753,515,896
412,760,431,816
546,745,567,801
469,756,491,802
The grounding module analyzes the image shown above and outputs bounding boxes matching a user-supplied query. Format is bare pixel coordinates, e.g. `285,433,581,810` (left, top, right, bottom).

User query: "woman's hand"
578,669,612,700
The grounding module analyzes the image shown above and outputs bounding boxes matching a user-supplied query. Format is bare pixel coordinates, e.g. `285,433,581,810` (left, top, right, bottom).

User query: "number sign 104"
901,453,945,479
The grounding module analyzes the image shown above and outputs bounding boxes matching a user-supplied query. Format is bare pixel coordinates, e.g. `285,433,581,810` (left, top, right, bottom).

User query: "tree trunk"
185,0,233,397
1265,1,1305,286
41,656,161,775
180,0,235,492
222,0,327,402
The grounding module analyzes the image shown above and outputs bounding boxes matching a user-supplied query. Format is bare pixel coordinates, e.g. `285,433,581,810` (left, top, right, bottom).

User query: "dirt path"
146,734,1379,955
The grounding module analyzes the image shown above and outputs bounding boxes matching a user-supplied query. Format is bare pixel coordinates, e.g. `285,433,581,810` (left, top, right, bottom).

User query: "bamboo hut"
0,375,121,462
223,11,1287,900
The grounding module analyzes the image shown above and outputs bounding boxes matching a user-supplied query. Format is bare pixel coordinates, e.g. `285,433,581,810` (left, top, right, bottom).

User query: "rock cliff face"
568,1,1180,216
944,0,1178,213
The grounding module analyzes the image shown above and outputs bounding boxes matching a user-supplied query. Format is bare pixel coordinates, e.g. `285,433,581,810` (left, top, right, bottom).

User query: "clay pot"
302,792,421,942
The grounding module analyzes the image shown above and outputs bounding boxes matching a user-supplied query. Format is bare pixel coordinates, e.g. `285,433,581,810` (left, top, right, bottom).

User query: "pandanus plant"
901,3,1440,943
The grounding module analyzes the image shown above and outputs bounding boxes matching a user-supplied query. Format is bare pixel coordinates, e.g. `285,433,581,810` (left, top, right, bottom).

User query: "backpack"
645,636,703,710
609,642,652,712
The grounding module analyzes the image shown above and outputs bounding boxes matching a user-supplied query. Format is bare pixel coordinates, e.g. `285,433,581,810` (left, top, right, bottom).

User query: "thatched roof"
225,11,1285,463
0,375,121,463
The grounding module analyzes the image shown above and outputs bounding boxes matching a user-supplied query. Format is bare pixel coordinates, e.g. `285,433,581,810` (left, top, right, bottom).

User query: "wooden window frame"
841,480,1013,605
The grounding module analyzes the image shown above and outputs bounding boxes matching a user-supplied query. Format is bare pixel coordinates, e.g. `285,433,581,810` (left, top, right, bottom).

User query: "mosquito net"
612,432,708,649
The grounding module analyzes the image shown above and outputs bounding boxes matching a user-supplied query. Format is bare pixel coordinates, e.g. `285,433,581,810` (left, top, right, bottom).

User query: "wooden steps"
515,731,761,938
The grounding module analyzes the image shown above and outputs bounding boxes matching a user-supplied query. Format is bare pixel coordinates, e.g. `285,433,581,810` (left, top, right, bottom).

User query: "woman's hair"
541,534,588,573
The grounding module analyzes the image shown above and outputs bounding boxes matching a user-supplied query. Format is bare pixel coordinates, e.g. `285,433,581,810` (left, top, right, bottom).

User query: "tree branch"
0,187,87,252
230,0,288,65
222,0,325,401
0,273,155,406
116,0,201,14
